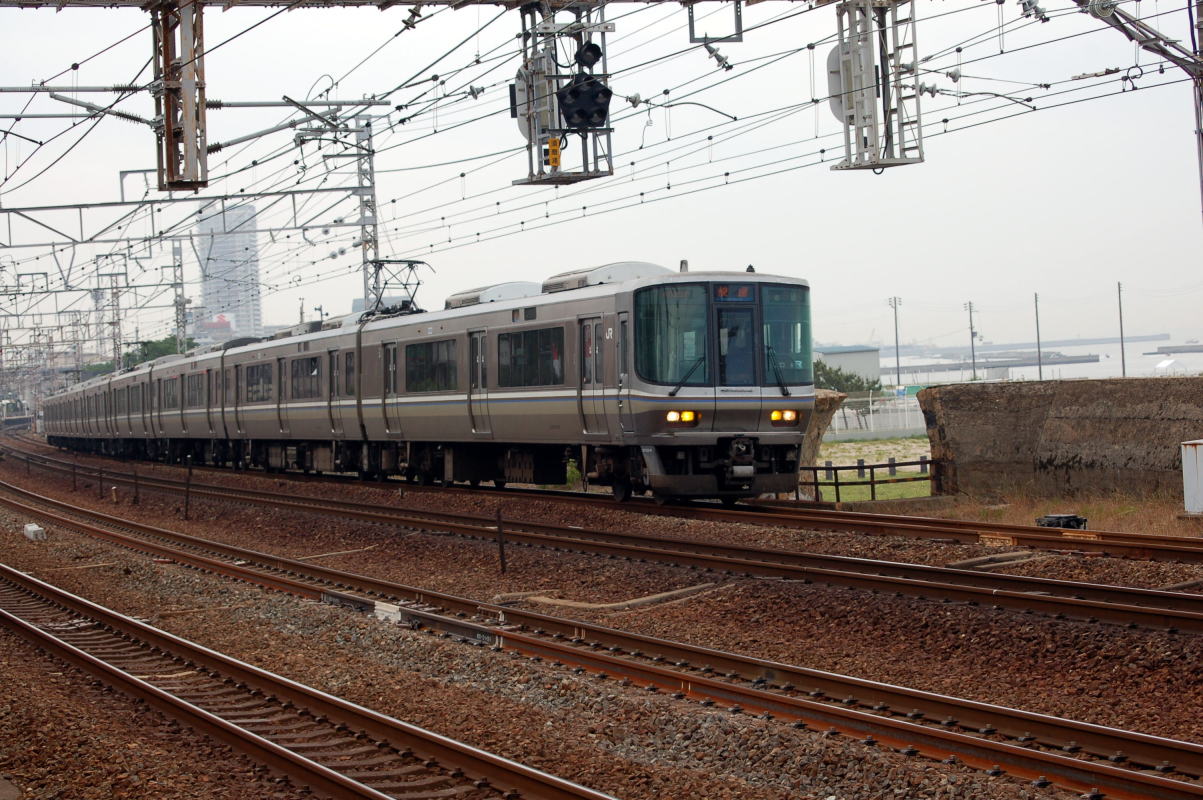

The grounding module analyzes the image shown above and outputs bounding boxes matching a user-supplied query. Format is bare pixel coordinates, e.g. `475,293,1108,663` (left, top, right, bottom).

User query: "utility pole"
964,301,978,381
355,116,382,311
298,298,305,324
1034,292,1043,381
887,296,902,386
170,241,187,354
1117,281,1127,377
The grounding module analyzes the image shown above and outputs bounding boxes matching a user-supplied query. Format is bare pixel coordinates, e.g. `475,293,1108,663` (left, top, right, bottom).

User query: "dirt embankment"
918,378,1203,497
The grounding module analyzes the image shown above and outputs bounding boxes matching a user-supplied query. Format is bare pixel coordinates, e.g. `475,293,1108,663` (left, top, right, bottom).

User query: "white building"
195,205,262,341
814,344,881,385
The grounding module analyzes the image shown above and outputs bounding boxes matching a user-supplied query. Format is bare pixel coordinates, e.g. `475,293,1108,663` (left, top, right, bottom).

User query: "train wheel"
611,480,632,503
720,496,740,508
493,479,507,489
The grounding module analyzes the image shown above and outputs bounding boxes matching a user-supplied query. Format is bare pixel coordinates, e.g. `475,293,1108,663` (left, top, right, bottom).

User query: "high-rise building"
195,205,262,341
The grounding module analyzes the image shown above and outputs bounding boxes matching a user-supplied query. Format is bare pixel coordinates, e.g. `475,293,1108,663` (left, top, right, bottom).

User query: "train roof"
47,264,809,396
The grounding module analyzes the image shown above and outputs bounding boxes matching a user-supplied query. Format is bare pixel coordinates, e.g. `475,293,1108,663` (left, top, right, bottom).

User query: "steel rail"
8,453,1203,613
0,562,618,800
3,463,1203,633
14,440,1203,561
664,502,1203,563
4,487,1202,800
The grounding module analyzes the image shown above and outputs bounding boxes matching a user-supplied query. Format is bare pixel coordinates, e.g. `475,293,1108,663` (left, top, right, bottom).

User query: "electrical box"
1184,440,1203,515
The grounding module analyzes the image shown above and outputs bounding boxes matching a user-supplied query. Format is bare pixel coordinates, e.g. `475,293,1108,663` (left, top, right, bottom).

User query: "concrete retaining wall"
918,378,1203,497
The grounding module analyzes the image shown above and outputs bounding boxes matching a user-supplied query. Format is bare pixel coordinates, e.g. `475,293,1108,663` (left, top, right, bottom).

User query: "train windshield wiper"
765,345,791,397
668,356,706,397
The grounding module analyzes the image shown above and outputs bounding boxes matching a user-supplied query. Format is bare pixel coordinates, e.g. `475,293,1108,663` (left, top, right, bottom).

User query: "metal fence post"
184,455,193,520
919,455,929,474
888,457,897,476
495,508,507,574
870,466,877,500
857,458,865,478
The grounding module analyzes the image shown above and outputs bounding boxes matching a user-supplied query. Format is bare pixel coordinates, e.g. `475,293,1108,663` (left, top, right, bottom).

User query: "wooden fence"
797,457,934,502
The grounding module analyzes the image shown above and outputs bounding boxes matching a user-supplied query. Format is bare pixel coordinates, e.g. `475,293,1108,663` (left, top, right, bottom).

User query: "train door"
467,330,491,436
617,312,634,433
578,318,608,435
154,378,164,436
327,350,343,436
714,302,759,432
178,373,188,434
340,349,360,438
205,369,215,435
381,342,402,439
276,357,289,436
232,366,245,436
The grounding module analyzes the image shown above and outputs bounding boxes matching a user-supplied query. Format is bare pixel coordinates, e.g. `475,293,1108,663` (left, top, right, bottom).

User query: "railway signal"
556,74,612,130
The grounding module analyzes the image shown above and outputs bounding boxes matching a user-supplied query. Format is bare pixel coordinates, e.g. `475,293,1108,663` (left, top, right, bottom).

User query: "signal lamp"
575,42,603,68
557,73,613,130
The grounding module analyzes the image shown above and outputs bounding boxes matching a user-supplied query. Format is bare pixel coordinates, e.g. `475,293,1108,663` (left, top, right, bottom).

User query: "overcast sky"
1,0,1198,357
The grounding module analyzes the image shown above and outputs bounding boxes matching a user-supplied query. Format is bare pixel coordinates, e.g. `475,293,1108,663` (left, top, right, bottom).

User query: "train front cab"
617,275,814,501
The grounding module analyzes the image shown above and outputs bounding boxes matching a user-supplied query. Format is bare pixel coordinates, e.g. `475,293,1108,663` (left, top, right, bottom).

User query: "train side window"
405,339,458,392
345,351,356,396
594,322,603,383
185,374,204,408
246,363,274,402
291,356,321,399
619,320,628,376
582,324,593,386
164,378,180,410
497,327,564,387
383,344,398,396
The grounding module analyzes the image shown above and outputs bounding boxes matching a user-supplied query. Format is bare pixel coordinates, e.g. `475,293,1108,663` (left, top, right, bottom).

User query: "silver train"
44,262,815,502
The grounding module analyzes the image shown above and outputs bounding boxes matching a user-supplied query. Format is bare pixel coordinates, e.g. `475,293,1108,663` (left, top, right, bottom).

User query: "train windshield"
634,284,711,386
634,281,813,387
762,284,813,385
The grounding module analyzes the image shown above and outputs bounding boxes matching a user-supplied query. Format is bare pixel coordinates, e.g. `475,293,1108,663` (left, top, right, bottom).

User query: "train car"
44,262,815,502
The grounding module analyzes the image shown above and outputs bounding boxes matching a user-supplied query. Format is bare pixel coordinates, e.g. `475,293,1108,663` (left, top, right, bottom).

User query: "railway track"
0,562,616,800
3,480,1202,800
4,448,1203,632
7,436,1203,565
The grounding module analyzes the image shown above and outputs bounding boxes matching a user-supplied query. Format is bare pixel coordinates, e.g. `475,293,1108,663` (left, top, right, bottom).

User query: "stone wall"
786,389,845,500
918,378,1203,497
803,388,846,467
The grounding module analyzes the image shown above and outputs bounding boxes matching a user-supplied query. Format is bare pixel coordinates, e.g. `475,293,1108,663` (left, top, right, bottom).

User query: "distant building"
195,205,262,341
814,344,881,385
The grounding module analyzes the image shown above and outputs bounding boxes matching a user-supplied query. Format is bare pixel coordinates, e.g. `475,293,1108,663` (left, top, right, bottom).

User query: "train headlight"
770,409,799,426
666,410,699,426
